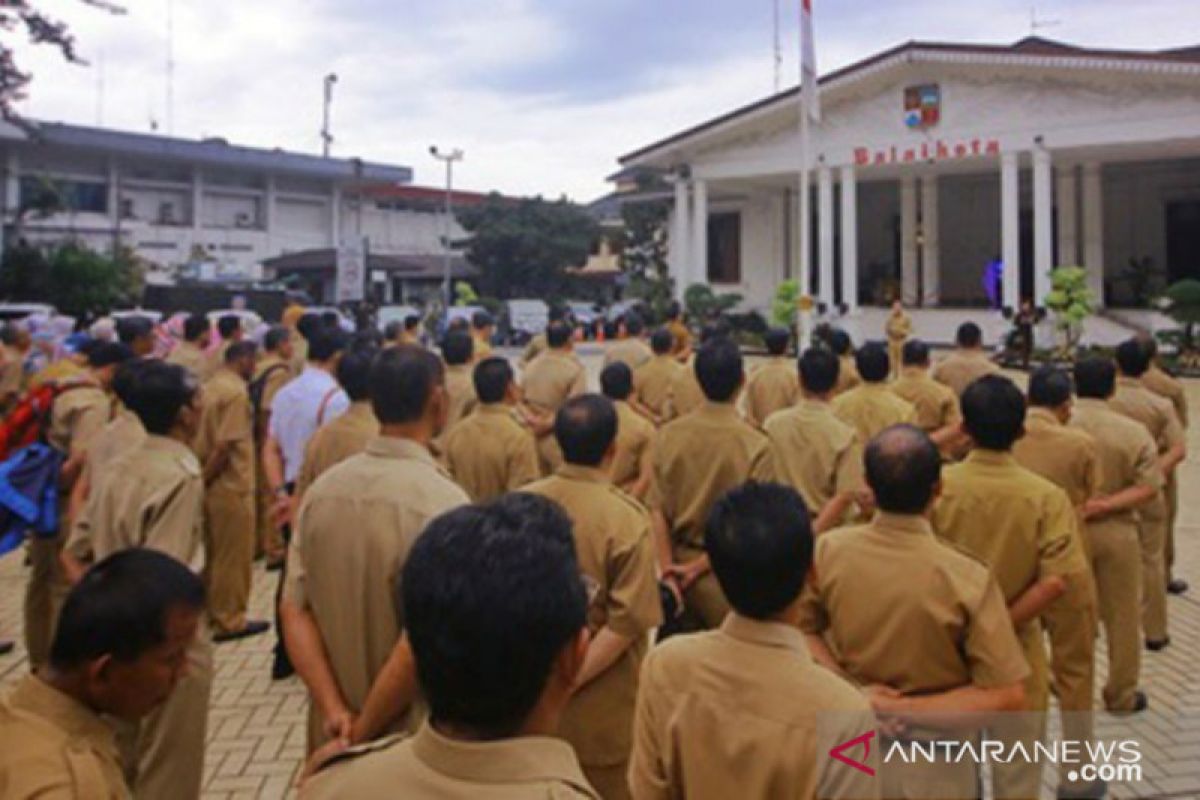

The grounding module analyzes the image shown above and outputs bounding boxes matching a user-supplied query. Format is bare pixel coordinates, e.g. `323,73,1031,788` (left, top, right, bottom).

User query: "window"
707,212,741,284
19,177,108,214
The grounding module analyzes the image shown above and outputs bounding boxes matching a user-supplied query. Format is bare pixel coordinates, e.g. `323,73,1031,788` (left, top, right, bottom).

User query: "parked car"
503,299,549,345
206,309,264,337
445,305,483,331
303,306,355,333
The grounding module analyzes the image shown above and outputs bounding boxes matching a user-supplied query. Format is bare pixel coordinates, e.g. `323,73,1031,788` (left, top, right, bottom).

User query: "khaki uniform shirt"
28,357,84,391
890,367,961,433
885,310,913,341
831,382,916,445
444,404,540,502
252,354,294,425
604,337,653,371
629,614,878,800
435,364,478,453
301,721,598,800
1012,408,1100,508
524,465,662,766
1069,399,1162,525
47,376,110,459
519,333,548,368
741,356,800,428
1109,377,1184,520
663,358,704,421
832,354,861,397
522,351,587,414
666,320,692,357
634,355,683,421
0,675,128,800
192,368,254,493
800,513,1030,694
649,402,774,548
166,341,208,379
1142,365,1188,428
931,349,999,397
285,438,469,729
0,345,29,401
295,402,380,498
609,400,655,490
68,410,148,560
763,399,862,514
472,333,494,362
203,340,233,382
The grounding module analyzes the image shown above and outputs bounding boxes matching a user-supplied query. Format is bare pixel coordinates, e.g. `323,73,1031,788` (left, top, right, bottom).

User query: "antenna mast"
166,0,176,135
773,0,783,92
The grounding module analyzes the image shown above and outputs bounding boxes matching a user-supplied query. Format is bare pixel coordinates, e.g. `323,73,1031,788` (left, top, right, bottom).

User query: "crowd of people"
0,297,1190,799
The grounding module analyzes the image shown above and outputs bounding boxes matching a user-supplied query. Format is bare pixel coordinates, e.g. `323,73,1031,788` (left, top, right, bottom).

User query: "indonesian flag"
800,0,821,121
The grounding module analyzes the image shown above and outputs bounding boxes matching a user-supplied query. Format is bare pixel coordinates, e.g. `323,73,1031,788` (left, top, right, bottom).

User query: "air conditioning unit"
235,212,252,228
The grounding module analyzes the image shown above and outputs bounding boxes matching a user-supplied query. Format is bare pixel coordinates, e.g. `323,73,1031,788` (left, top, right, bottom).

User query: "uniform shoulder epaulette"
314,733,407,775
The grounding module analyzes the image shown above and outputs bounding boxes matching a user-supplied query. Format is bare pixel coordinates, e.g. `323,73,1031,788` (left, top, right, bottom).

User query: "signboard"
903,84,940,130
336,239,366,303
853,138,1000,167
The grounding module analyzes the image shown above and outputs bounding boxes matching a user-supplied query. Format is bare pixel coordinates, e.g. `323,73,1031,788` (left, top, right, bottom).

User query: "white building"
614,37,1200,319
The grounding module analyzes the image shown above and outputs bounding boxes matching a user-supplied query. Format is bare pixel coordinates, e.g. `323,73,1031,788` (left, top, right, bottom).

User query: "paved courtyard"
1,353,1198,799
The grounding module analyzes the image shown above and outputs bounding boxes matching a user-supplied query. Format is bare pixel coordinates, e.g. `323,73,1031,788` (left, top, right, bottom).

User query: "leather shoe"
0,640,13,656
1145,637,1171,652
1167,578,1189,595
1057,777,1107,799
213,620,270,643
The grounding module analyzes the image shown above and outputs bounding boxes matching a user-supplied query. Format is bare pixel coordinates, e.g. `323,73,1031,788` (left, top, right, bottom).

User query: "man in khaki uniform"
891,339,961,437
1110,339,1186,649
435,330,477,453
884,299,913,379
300,495,598,799
444,357,539,502
470,310,495,363
651,337,774,630
741,327,799,428
801,427,1029,799
282,347,469,753
932,375,1087,800
66,359,212,799
634,328,682,424
1139,336,1189,594
664,301,692,360
27,343,129,669
600,362,656,501
203,314,243,381
294,347,380,499
604,311,653,371
524,395,661,798
0,550,205,800
829,329,861,397
633,482,878,800
253,326,297,565
831,342,916,444
522,320,588,473
0,324,32,410
763,348,863,522
1072,359,1161,716
166,313,211,379
194,341,269,641
932,321,999,397
1011,367,1102,796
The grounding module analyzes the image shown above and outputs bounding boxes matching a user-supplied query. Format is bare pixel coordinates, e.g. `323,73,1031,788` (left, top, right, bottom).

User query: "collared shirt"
193,368,254,493
649,402,775,548
444,404,540,502
166,341,208,379
67,410,147,560
741,356,800,428
634,355,683,421
629,613,879,800
203,339,234,382
885,311,913,341
295,401,380,498
472,333,494,363
438,364,479,450
832,354,861,397
252,353,294,419
666,320,692,357
831,382,916,444
519,333,548,369
524,464,662,767
285,437,469,735
890,367,961,433
268,366,349,483
931,349,999,397
1012,407,1100,507
301,720,598,799
0,675,128,800
47,375,110,458
763,399,862,513
1069,399,1162,526
1142,365,1188,428
609,400,655,491
1110,377,1185,456
604,337,653,372
522,351,587,414
663,357,704,421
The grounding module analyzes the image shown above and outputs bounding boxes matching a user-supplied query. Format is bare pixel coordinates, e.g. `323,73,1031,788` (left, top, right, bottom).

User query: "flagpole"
799,96,811,295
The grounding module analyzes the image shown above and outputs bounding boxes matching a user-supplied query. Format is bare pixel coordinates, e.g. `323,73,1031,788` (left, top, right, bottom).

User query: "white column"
191,168,203,231
671,178,691,297
690,179,708,287
1082,162,1105,307
1056,164,1078,267
1033,148,1054,306
920,174,940,307
1,151,19,254
264,175,276,234
1001,152,1021,311
817,166,834,307
798,172,812,294
900,175,918,305
839,166,858,312
331,185,342,246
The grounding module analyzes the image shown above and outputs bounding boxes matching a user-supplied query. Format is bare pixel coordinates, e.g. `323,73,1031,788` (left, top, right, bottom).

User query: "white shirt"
268,365,349,483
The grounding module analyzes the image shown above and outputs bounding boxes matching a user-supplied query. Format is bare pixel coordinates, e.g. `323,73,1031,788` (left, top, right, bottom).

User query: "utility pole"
321,73,338,157
429,146,464,313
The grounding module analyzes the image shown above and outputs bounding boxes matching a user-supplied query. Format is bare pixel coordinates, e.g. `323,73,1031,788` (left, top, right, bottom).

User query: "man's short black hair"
864,425,942,514
700,318,733,345
902,339,931,367
624,312,645,337
666,301,682,321
472,310,494,330
183,314,208,343
111,359,146,408
600,362,633,401
546,320,573,349
829,328,853,356
402,494,586,738
404,314,421,331
216,314,242,340
961,374,1026,450
50,549,205,669
1074,357,1116,400
307,327,347,363
336,345,376,402
956,322,983,348
1028,366,1073,408
116,315,153,346
352,329,383,351
87,342,134,369
320,310,341,329
441,330,474,366
763,327,790,356
695,337,743,402
369,345,445,425
798,347,839,394
473,357,514,404
555,394,618,467
650,328,674,355
383,320,403,341
1139,335,1159,360
263,325,290,352
1115,338,1151,377
124,360,198,436
223,340,257,365
855,342,890,383
296,313,323,342
706,482,813,619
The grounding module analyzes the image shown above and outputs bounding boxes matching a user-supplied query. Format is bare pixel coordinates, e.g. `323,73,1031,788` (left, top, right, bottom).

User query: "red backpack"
0,383,87,461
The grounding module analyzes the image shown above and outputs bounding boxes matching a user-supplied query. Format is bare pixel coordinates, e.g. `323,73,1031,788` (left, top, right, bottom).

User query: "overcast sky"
11,0,1199,201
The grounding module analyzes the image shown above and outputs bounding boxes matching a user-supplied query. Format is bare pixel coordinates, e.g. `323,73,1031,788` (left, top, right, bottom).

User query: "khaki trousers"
584,761,631,800
1089,518,1142,711
254,455,284,560
1041,569,1097,790
24,532,69,669
1138,504,1169,642
991,625,1048,800
203,487,256,635
1164,473,1178,576
118,629,213,799
887,340,904,379
673,544,729,630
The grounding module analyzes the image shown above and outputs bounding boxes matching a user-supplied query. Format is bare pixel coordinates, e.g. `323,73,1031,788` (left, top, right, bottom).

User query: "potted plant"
1042,266,1094,360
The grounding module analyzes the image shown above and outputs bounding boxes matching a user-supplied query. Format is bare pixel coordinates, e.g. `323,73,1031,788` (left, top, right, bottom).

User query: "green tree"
684,284,741,322
1043,266,1094,358
1162,279,1200,367
0,242,142,316
771,280,801,327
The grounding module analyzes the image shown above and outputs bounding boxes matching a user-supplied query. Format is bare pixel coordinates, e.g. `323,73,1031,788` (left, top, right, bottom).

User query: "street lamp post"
321,73,338,158
429,145,464,313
